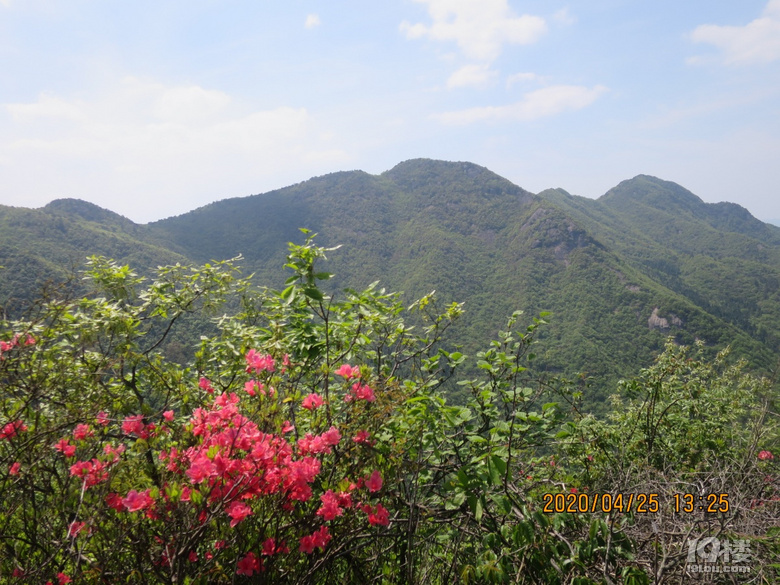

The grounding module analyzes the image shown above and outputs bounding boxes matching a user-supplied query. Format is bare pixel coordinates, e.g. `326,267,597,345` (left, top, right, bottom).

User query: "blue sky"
1,1,779,223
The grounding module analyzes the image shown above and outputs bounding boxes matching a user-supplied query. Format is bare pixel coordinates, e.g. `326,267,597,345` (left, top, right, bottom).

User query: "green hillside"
2,160,778,410
540,176,780,364
0,200,189,313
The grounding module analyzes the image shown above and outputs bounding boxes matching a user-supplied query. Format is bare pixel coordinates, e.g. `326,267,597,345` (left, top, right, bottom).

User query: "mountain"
2,160,778,410
0,199,188,312
540,175,780,360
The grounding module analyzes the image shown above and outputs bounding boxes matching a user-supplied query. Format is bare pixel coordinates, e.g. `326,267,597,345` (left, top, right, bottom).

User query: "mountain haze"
2,159,778,408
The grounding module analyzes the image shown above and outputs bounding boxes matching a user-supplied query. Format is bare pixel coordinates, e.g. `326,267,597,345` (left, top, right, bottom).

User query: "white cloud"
434,84,607,125
8,93,87,121
0,78,349,222
690,0,780,65
505,72,541,88
305,14,321,29
446,64,498,88
552,7,575,26
400,0,547,62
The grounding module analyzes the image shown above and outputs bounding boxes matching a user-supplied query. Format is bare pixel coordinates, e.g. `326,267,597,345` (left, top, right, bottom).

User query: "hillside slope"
2,161,778,409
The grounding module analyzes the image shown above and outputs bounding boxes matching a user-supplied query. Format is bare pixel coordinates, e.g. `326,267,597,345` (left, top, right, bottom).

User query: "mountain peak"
599,175,704,215
382,158,534,203
43,198,137,227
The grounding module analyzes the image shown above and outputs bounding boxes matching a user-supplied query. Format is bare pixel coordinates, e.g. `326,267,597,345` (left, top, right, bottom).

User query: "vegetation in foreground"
0,233,777,584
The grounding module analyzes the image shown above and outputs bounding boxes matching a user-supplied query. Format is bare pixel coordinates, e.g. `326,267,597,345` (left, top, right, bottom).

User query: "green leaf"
302,286,324,301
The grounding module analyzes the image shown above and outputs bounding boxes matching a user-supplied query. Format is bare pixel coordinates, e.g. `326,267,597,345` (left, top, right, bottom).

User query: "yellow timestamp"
541,492,660,514
673,493,730,514
540,492,730,514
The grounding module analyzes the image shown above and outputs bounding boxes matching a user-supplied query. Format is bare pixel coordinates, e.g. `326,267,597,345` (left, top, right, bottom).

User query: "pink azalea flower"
245,349,275,373
335,364,360,379
365,470,383,493
353,430,372,444
316,489,344,521
188,551,198,563
68,521,86,538
57,573,72,585
55,438,76,457
103,443,125,463
198,377,215,394
226,500,252,527
121,415,147,438
122,489,154,512
9,461,21,475
299,526,331,554
365,503,390,526
301,393,324,410
106,493,124,511
262,538,288,556
236,552,261,576
95,411,110,426
163,410,174,422
69,460,92,478
186,456,213,484
72,423,94,441
244,380,258,396
758,450,774,460
321,425,341,446
281,420,295,433
346,382,376,402
0,420,27,440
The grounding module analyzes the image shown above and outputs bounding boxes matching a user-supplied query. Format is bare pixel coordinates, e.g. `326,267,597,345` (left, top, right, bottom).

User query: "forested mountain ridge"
2,159,778,408
540,175,780,362
0,200,189,311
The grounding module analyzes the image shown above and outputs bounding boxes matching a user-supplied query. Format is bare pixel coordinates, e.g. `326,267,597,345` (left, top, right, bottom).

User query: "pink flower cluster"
301,393,324,410
199,377,215,394
262,537,289,556
361,503,390,526
299,525,331,554
246,349,275,373
352,430,374,445
175,391,324,510
758,450,774,461
0,420,27,440
0,333,35,358
73,423,94,441
244,380,273,397
55,438,77,457
335,364,361,379
69,455,114,487
298,426,341,455
122,489,155,512
33,349,392,576
346,382,376,403
122,415,153,439
237,552,262,576
316,489,352,521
